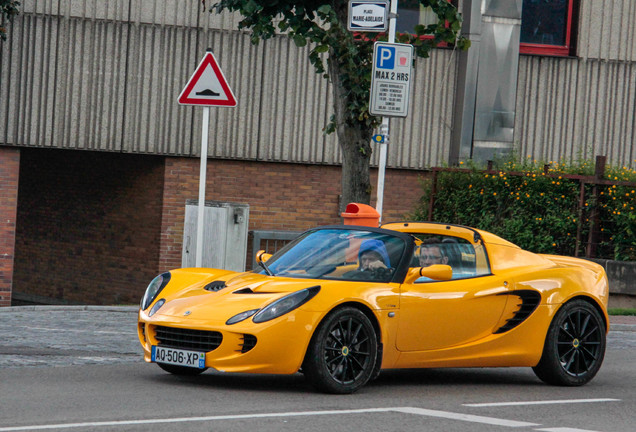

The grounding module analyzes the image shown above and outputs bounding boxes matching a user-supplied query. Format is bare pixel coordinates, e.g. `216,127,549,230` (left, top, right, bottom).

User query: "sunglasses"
420,254,442,260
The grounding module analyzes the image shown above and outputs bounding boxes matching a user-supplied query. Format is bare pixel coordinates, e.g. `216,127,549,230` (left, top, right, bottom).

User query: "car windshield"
256,228,407,283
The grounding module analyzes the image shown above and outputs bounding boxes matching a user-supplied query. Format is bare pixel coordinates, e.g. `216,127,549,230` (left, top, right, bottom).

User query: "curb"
0,306,634,331
0,305,139,313
610,324,636,332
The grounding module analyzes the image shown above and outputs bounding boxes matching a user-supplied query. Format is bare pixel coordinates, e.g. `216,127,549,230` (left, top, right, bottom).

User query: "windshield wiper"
259,260,274,276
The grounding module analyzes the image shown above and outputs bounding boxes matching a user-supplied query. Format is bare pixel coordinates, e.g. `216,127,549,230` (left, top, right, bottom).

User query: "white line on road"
394,407,539,427
535,428,602,432
463,398,620,407
0,406,539,431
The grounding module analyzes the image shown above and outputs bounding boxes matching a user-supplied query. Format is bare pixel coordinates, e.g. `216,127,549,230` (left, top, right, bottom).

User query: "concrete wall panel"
387,49,457,169
578,0,636,61
516,55,636,165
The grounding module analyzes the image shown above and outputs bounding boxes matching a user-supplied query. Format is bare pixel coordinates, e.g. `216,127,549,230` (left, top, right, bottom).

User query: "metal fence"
248,230,302,271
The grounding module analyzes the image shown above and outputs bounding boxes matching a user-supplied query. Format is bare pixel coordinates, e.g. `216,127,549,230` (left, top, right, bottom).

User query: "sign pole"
375,0,398,221
179,49,236,268
195,106,210,268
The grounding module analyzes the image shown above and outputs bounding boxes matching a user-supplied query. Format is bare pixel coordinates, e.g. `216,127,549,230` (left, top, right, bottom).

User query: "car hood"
149,269,322,324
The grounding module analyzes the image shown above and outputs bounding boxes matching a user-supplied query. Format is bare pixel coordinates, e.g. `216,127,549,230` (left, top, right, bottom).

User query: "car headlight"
226,309,259,325
148,299,165,317
252,286,320,323
141,272,171,310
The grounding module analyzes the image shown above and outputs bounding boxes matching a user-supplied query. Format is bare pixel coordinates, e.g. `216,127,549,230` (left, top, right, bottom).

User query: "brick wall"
0,148,20,307
159,157,427,272
13,149,165,305
8,149,429,305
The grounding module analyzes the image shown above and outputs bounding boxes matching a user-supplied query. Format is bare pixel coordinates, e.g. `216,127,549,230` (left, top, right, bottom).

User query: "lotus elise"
137,222,609,393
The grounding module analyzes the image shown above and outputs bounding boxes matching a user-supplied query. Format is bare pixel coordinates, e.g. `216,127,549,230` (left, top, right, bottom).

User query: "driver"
357,239,390,271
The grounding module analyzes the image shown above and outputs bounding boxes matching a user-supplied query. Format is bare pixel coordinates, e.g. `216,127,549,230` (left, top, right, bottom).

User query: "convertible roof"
381,221,520,248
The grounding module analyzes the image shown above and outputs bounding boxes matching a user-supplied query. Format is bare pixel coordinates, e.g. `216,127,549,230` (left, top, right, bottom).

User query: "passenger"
418,238,449,267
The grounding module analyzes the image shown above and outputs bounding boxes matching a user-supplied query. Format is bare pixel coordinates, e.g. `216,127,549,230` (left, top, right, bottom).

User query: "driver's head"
360,250,384,270
358,239,390,269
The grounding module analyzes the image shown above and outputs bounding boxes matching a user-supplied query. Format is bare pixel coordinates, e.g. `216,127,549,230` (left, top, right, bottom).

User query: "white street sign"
178,51,237,107
178,49,237,267
348,1,389,32
370,42,413,117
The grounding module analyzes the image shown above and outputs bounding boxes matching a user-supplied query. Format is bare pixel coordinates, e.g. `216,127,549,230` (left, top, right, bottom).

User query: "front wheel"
303,307,378,394
533,299,606,386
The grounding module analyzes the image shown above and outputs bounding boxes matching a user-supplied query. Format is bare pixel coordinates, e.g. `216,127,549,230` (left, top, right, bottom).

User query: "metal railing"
249,230,302,270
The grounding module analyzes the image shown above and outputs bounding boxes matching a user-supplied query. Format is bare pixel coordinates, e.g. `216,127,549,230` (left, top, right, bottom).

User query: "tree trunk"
327,56,373,212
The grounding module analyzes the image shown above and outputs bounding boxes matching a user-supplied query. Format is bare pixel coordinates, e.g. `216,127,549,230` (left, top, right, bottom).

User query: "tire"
533,299,606,386
157,362,207,376
304,307,378,394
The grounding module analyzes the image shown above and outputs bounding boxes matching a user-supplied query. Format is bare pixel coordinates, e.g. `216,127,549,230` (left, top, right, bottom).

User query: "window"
410,234,491,281
520,0,575,56
396,0,440,35
397,0,576,57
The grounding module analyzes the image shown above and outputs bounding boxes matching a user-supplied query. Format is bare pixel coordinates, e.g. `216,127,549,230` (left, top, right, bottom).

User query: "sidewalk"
0,305,634,330
0,305,634,369
608,314,636,331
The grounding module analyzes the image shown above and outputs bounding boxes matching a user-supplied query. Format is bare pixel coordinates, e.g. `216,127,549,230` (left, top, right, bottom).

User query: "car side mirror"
256,250,272,263
404,265,453,284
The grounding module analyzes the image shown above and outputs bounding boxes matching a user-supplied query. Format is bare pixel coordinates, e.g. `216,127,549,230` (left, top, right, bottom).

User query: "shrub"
411,157,636,261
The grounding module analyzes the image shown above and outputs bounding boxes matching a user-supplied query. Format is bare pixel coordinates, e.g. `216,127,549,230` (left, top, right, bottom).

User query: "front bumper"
138,308,322,374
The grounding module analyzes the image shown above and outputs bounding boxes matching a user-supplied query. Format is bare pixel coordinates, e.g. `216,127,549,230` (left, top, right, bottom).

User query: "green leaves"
212,0,468,135
292,34,307,47
312,44,329,54
0,0,20,41
412,157,636,261
242,0,259,15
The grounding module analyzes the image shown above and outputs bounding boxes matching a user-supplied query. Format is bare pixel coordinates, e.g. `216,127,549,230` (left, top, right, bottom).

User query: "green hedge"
411,157,636,261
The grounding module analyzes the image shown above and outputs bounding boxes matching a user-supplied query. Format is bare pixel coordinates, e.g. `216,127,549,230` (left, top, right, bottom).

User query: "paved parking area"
0,306,140,368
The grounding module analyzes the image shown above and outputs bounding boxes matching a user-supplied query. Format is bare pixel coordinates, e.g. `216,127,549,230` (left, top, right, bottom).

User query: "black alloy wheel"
304,307,378,394
533,299,606,386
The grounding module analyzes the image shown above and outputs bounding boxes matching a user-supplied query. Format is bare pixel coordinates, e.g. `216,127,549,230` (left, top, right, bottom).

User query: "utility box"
182,200,249,271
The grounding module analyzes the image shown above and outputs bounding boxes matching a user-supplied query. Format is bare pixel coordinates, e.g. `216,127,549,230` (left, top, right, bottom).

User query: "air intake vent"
204,281,227,292
154,326,222,352
495,290,541,334
240,334,257,353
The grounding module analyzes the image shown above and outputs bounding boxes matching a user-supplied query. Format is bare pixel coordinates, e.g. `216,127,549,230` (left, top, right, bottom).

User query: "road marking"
535,428,601,432
394,407,538,427
0,406,539,431
463,398,620,407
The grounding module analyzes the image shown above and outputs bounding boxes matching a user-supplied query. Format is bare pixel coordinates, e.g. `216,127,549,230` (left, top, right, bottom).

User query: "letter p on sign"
376,46,395,69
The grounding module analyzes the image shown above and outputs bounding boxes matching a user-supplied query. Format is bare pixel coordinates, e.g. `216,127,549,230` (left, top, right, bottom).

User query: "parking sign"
369,42,413,117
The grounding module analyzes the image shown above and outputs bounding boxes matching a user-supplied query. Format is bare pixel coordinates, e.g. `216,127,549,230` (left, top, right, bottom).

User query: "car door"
395,239,510,352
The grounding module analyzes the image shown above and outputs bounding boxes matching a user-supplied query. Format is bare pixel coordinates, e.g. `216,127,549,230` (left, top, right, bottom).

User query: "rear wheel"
304,307,378,394
157,363,207,376
533,300,606,386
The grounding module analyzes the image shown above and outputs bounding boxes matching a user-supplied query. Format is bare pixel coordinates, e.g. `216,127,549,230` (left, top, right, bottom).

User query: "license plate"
151,346,206,369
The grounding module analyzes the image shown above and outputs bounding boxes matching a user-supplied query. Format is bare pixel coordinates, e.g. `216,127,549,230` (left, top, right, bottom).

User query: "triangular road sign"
178,51,237,106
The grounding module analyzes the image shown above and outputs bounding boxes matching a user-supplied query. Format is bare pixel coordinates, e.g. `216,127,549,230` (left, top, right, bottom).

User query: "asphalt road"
1,306,635,432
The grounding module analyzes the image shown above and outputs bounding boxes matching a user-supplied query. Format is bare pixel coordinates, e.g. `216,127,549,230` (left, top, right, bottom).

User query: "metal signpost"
360,0,413,221
178,49,237,267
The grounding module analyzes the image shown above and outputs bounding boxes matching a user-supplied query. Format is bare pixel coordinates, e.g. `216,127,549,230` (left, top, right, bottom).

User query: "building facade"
0,0,634,305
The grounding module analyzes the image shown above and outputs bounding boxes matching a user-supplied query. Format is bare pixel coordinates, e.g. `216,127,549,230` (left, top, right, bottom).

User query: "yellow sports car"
137,222,609,393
